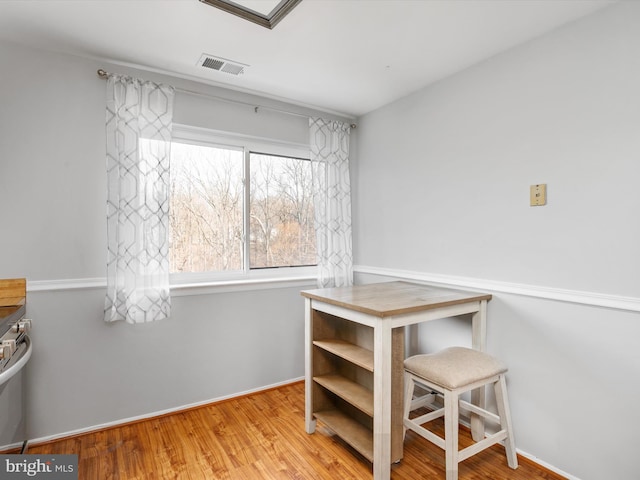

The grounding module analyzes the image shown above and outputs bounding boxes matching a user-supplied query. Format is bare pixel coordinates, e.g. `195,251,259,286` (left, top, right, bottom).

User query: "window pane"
170,142,244,273
250,153,316,268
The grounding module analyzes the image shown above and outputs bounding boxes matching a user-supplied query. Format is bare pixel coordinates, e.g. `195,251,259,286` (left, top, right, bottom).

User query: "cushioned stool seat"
403,347,517,480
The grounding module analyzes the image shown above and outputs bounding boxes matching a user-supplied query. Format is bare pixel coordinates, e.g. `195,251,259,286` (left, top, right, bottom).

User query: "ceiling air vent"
198,54,248,76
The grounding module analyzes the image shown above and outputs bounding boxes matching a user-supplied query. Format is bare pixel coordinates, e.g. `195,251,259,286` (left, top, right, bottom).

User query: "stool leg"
470,386,486,442
444,390,459,480
403,372,415,440
495,374,518,469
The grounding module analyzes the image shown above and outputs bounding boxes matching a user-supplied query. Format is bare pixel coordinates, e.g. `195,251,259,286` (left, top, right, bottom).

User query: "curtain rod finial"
97,69,108,78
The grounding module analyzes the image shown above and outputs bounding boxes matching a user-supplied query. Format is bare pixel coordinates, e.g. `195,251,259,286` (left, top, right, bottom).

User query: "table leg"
470,300,487,441
304,299,316,434
373,319,392,480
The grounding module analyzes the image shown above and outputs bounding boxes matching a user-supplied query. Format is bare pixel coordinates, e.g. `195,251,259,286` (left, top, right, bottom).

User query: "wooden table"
301,281,492,480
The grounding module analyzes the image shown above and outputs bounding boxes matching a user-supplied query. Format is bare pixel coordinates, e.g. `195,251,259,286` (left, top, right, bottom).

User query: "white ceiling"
0,0,617,117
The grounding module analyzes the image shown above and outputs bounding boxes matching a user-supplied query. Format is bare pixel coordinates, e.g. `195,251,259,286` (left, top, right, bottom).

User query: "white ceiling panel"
0,0,617,117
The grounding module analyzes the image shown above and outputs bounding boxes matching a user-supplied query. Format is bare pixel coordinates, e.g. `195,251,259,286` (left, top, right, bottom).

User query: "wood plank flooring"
26,381,565,479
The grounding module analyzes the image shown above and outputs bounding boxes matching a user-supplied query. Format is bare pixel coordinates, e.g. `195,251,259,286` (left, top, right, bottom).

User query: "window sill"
170,270,318,297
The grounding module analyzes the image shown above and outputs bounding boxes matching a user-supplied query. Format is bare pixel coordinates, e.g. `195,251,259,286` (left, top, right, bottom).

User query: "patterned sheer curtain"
104,74,175,323
309,118,353,288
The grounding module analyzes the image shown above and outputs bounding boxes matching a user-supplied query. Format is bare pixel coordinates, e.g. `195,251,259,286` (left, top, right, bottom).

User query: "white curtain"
104,74,175,323
309,117,353,288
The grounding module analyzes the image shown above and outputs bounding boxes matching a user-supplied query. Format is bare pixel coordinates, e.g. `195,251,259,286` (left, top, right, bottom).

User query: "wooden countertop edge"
0,297,26,308
0,278,27,307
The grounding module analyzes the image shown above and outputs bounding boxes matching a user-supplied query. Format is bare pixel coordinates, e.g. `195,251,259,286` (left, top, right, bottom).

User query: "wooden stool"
403,346,518,480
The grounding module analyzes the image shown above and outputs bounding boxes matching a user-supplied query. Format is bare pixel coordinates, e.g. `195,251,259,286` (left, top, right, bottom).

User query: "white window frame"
169,124,317,295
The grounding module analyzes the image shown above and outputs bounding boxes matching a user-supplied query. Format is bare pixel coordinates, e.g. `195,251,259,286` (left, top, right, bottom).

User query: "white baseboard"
517,449,579,480
354,265,640,313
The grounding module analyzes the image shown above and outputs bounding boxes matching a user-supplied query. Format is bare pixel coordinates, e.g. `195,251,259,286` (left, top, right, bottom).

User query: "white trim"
26,377,304,447
27,278,107,292
354,265,640,313
28,266,640,312
26,275,316,295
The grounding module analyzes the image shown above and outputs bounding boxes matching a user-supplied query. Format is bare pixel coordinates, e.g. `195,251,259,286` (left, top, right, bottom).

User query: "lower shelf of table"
313,409,374,462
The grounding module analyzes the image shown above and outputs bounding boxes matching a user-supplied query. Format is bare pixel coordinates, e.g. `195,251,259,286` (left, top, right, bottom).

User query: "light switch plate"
530,184,547,206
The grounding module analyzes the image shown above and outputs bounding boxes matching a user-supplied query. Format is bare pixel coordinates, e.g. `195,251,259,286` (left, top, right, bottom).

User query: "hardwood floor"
27,381,564,479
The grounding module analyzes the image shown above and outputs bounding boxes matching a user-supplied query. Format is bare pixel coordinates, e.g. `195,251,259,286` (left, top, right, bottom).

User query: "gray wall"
25,285,307,439
0,40,355,442
354,3,640,480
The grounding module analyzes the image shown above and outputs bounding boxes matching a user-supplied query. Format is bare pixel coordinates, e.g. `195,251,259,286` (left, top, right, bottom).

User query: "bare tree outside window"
250,153,316,268
169,141,316,273
169,142,244,272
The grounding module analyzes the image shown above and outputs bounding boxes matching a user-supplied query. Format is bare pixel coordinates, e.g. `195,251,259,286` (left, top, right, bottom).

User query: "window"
249,152,316,269
169,126,316,279
170,142,244,273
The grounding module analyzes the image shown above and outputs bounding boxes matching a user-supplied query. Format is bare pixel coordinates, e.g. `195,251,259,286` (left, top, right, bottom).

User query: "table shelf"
313,374,374,416
307,307,404,465
313,339,373,371
313,409,374,462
